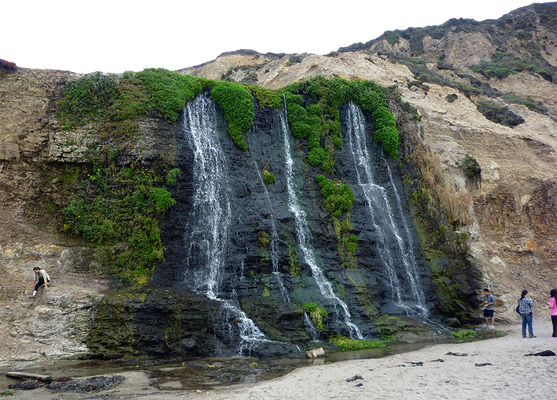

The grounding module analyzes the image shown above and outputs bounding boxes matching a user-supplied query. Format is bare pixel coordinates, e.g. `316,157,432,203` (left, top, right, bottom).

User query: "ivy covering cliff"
57,69,399,284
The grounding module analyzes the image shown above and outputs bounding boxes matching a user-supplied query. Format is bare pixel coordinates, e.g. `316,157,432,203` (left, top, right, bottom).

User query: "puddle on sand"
0,336,464,391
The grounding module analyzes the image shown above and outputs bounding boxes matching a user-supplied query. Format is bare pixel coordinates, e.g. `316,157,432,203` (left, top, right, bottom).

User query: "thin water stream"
279,106,363,339
344,103,427,316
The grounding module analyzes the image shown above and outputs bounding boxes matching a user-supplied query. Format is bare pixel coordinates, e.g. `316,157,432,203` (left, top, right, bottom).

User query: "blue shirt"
484,294,495,310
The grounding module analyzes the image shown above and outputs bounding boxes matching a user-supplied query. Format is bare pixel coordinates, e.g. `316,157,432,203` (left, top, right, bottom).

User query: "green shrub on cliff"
58,72,119,128
302,302,328,331
315,174,355,218
137,68,209,122
211,81,254,150
61,162,178,281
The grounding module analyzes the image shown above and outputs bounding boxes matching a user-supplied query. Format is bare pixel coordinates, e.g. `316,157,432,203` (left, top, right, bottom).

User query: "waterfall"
345,102,427,315
182,92,268,353
253,161,289,302
279,106,363,339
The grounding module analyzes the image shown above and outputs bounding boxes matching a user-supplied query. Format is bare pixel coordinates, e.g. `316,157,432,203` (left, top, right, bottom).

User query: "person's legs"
526,315,534,337
32,277,45,297
552,315,557,337
521,316,527,337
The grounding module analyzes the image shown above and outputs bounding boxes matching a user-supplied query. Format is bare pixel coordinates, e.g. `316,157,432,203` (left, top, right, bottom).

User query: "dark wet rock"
475,363,492,366
525,350,556,357
406,361,424,366
346,375,363,382
47,375,125,392
8,380,43,390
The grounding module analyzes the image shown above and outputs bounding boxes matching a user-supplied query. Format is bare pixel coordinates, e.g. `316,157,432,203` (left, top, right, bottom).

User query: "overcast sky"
3,0,552,74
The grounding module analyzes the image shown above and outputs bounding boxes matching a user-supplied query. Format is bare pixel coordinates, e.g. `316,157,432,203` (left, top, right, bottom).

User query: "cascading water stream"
182,93,268,353
252,161,289,302
279,105,363,339
345,102,427,315
385,162,428,313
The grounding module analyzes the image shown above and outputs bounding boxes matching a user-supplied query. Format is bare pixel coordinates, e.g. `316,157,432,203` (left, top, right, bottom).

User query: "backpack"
515,299,521,314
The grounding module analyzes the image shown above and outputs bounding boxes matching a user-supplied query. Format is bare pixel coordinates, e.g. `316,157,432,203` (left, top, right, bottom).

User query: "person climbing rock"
30,267,51,299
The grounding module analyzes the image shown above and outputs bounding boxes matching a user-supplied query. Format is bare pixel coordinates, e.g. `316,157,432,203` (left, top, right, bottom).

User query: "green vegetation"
501,93,548,114
0,389,13,396
451,329,482,340
61,161,179,282
343,235,358,253
57,70,399,284
315,174,354,218
211,81,254,150
287,235,301,277
385,31,400,46
333,215,358,269
302,302,328,331
475,100,524,127
263,169,275,185
137,68,209,122
329,335,387,351
471,51,553,81
461,155,481,178
59,69,255,150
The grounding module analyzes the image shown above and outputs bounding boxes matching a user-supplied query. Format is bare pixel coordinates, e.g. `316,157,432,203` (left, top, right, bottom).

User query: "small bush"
329,335,387,351
263,169,275,185
302,302,328,331
211,81,254,150
476,100,524,127
0,59,16,72
461,156,481,178
286,55,303,66
451,329,481,340
315,174,354,218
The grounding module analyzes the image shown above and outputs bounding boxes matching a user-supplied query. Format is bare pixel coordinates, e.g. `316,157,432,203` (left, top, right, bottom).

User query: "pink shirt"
549,297,557,316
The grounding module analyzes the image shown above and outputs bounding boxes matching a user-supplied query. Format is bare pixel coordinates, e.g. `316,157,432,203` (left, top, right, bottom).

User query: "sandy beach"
4,320,556,400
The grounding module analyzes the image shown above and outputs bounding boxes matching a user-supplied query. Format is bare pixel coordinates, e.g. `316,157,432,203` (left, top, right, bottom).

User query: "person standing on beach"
483,288,495,328
518,289,535,338
30,266,51,299
548,288,557,338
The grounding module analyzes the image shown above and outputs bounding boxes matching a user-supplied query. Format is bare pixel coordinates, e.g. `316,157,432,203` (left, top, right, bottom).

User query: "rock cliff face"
1,2,556,366
181,2,557,317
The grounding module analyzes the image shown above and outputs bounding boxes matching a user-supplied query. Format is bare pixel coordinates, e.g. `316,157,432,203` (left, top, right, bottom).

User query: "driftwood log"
6,371,52,382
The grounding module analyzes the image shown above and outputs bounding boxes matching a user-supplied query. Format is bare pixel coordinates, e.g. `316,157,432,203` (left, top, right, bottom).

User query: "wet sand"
4,320,556,400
